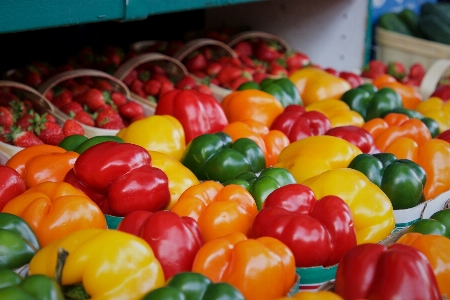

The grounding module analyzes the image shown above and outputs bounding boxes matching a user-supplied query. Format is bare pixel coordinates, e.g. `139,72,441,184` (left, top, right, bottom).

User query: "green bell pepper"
58,135,124,153
0,269,64,300
224,167,296,210
180,132,266,183
142,272,245,300
0,212,40,270
406,209,450,237
348,153,426,210
340,85,403,121
238,77,302,107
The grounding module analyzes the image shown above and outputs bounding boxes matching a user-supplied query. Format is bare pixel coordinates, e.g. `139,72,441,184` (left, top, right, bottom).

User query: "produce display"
2,9,450,300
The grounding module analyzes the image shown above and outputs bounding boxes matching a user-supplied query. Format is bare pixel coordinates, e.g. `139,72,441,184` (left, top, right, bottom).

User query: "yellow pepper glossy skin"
414,97,450,133
117,115,186,160
305,99,365,127
289,67,351,106
275,135,362,183
29,228,165,300
149,150,199,209
302,168,395,244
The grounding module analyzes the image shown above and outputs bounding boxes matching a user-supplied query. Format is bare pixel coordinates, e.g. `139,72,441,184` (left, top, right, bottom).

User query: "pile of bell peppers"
2,66,450,300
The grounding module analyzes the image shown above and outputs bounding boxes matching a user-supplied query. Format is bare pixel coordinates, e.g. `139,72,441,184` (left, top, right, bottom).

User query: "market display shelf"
0,0,265,34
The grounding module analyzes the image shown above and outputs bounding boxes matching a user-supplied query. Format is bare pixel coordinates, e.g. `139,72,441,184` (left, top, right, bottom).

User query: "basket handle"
419,59,450,99
227,30,291,52
172,38,238,62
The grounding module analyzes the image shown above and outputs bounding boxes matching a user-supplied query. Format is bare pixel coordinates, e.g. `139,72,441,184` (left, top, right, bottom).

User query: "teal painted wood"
0,0,265,34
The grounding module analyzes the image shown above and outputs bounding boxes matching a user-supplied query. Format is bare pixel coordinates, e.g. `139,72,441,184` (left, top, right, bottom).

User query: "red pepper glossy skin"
248,183,356,267
335,243,441,300
325,125,378,154
270,104,332,143
65,141,170,216
0,166,26,211
155,89,229,143
117,210,204,279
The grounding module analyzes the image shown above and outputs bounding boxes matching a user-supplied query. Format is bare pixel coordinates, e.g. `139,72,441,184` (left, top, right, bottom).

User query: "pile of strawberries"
361,60,426,87
44,77,146,130
0,86,84,147
122,62,213,103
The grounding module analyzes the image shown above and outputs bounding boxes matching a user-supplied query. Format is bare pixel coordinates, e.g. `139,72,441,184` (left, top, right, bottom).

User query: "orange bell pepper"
362,113,431,152
1,181,107,247
220,89,284,128
277,291,344,300
170,181,257,242
305,99,365,127
372,74,422,109
417,139,450,200
396,232,450,297
223,119,290,167
6,144,78,188
288,67,351,106
192,232,297,300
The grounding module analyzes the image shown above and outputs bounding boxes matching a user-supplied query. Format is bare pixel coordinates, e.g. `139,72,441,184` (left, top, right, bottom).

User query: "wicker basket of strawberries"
38,69,152,138
0,80,82,158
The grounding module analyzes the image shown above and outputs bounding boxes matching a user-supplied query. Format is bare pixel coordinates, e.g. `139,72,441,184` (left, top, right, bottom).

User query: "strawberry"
158,81,175,98
61,101,84,115
239,56,256,68
387,61,406,81
130,79,146,98
22,69,43,88
6,126,44,147
253,40,282,62
268,61,288,77
81,88,108,112
96,107,124,129
253,72,267,84
16,113,36,131
34,121,65,145
62,119,85,136
233,41,253,57
228,75,252,90
123,69,138,86
74,111,95,127
144,79,162,96
70,84,90,97
285,50,310,71
118,101,144,120
194,84,213,96
402,76,422,87
361,68,385,80
175,75,197,90
366,60,388,73
409,63,426,81
0,107,14,127
184,51,207,72
324,68,340,77
110,91,128,107
216,56,242,68
51,89,73,109
217,66,244,86
94,79,113,92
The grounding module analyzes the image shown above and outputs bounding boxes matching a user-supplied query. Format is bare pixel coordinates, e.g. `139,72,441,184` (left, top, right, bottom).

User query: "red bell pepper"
325,125,379,154
248,183,356,267
154,89,229,143
339,71,365,88
335,243,441,300
0,166,26,211
117,210,204,279
64,141,170,216
270,104,331,143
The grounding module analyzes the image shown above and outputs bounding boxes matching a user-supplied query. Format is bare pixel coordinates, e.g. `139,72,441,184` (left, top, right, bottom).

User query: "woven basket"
38,68,148,138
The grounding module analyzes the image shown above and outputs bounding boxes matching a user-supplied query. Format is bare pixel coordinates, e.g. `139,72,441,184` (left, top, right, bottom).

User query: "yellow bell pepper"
116,115,186,160
414,97,450,133
277,290,344,300
289,67,351,106
148,150,199,209
28,228,165,300
275,135,362,183
302,168,395,244
305,99,365,127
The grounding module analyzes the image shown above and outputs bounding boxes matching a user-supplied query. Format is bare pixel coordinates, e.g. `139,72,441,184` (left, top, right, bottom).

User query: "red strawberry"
123,69,138,86
81,88,107,112
130,79,146,98
110,91,128,107
36,121,65,145
253,72,267,84
52,89,73,109
239,56,256,68
130,114,146,123
233,41,253,57
70,84,90,97
7,126,44,147
44,113,57,123
175,75,197,90
387,61,406,81
22,69,43,87
324,68,340,77
62,119,85,136
184,51,207,72
0,107,14,127
409,63,426,81
94,79,113,92
217,66,244,86
74,111,95,127
268,62,288,77
403,76,422,87
194,84,213,96
158,81,175,98
118,101,144,120
61,101,84,115
366,60,388,73
216,56,241,68
228,76,252,90
253,40,282,62
16,114,35,131
96,107,124,129
361,68,385,80
285,51,310,71
144,79,162,96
